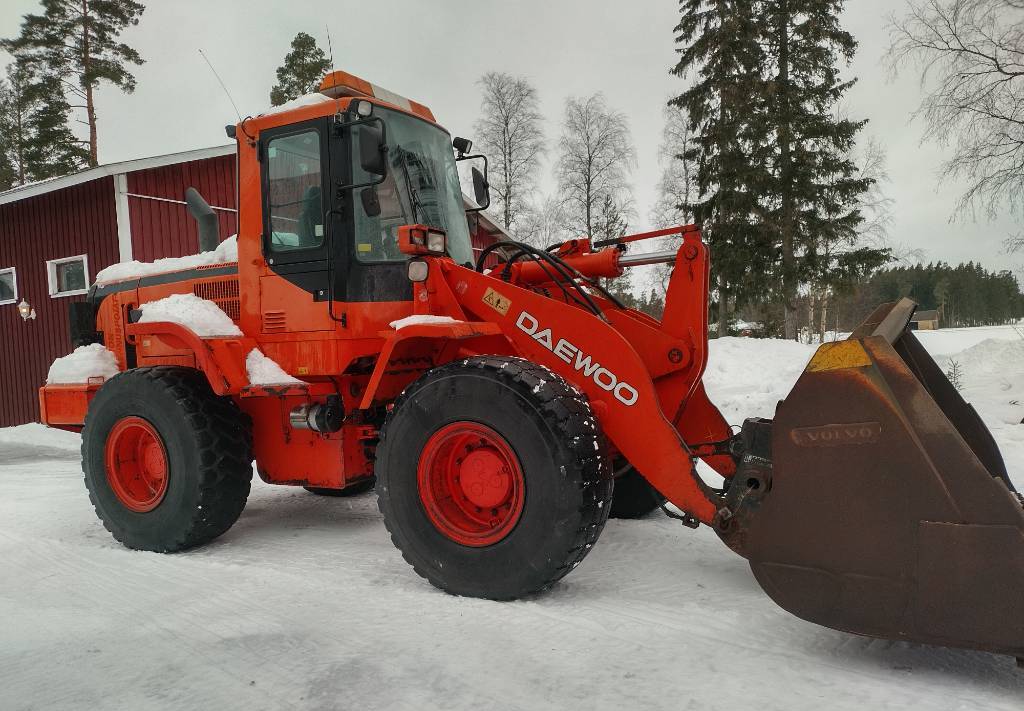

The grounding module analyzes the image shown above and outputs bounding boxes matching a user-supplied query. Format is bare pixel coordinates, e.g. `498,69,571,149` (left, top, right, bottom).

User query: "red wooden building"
0,146,505,427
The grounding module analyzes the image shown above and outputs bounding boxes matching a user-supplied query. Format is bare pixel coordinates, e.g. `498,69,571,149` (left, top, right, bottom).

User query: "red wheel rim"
417,422,526,547
104,417,169,513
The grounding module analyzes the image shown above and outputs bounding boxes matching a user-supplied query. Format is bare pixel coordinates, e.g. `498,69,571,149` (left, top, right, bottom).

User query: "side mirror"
334,115,389,193
360,187,381,217
456,152,490,213
471,166,489,209
359,123,386,177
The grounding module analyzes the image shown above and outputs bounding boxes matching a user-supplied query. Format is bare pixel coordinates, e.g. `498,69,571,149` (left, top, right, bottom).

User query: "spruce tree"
23,71,91,180
0,77,16,190
759,0,876,339
4,0,146,168
270,32,332,106
0,57,87,184
671,0,774,337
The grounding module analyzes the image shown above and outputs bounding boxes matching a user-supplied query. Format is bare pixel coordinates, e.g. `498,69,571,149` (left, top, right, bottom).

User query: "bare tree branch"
555,93,636,239
889,0,1024,220
473,72,545,234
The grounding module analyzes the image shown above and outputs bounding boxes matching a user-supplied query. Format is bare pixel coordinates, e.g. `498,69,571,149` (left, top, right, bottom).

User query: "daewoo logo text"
515,311,639,407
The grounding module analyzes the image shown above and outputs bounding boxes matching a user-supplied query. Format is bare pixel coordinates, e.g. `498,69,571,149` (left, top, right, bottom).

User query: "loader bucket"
734,298,1024,658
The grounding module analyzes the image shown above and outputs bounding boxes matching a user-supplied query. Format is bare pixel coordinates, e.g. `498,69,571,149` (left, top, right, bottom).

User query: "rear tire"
304,477,376,497
609,466,666,519
376,356,613,600
82,367,253,552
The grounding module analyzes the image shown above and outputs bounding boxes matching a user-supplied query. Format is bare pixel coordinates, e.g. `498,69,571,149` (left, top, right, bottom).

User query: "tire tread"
82,367,253,552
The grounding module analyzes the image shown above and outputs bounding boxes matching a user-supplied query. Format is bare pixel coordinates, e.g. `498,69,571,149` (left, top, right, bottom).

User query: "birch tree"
555,93,636,240
891,0,1024,228
474,72,545,234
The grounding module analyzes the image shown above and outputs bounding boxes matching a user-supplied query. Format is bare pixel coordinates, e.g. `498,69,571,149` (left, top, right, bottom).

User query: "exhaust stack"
185,187,220,253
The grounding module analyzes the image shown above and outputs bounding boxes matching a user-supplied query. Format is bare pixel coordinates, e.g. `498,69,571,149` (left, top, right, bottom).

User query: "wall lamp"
17,299,36,321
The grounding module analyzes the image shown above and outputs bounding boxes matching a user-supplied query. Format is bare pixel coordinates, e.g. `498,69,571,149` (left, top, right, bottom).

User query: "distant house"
911,309,941,331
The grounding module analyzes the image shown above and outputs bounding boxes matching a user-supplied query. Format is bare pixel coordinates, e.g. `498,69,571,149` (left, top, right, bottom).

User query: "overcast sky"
2,0,1021,277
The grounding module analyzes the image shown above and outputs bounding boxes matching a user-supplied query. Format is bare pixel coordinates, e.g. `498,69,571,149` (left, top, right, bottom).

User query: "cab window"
266,130,325,252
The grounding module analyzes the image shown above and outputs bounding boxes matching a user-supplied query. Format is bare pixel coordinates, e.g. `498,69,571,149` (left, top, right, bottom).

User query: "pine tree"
592,193,630,243
270,32,332,106
759,0,874,339
4,0,146,168
671,0,773,338
0,56,88,184
24,71,91,179
0,77,16,190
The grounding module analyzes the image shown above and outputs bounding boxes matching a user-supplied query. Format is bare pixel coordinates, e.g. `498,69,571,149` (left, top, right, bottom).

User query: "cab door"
259,118,337,333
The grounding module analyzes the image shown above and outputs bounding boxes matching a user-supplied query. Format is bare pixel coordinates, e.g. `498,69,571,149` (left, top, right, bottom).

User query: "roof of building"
0,145,236,207
913,309,940,322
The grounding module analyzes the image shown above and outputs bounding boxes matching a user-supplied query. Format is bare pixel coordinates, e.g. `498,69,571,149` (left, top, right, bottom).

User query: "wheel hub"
105,417,168,513
459,448,513,508
417,422,525,547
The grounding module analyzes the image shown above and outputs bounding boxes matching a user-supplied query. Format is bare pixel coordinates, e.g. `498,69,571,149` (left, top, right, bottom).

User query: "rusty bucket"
725,298,1024,659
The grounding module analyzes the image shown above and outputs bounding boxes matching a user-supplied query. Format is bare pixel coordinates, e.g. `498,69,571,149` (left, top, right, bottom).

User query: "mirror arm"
335,170,388,195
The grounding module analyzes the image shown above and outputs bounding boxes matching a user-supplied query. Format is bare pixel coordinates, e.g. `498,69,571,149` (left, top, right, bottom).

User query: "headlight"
426,230,446,254
407,260,429,282
398,225,448,256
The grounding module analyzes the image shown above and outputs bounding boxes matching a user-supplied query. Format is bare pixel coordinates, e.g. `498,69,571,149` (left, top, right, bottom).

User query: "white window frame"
46,254,91,298
0,267,17,306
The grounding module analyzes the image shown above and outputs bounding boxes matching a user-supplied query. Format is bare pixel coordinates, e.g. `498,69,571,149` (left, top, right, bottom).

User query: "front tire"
609,466,666,519
82,367,253,552
376,356,613,600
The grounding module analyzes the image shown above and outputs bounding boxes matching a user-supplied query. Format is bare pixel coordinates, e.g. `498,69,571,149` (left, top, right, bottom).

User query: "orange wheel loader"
39,71,1024,663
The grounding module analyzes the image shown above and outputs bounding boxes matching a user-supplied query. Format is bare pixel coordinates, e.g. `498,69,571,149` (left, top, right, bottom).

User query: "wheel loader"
39,70,1024,663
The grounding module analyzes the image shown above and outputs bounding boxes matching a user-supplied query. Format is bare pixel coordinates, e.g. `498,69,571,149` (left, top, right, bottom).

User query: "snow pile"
937,338,1024,476
914,324,1024,357
95,236,238,284
701,333,1024,486
703,336,816,426
46,344,120,385
246,349,304,386
260,93,335,117
937,337,1024,381
390,315,464,330
138,293,243,337
0,422,79,451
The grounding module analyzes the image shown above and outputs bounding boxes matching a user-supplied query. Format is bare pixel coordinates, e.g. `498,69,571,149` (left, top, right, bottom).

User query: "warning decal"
482,288,512,316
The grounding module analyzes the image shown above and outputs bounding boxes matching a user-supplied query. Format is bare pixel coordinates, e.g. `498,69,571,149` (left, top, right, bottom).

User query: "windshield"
353,107,475,266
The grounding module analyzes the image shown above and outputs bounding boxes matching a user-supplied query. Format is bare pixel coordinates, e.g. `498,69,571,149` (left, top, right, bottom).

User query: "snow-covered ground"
2,328,1022,710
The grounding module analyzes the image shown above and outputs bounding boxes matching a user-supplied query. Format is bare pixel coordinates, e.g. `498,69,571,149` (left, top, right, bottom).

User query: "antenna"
326,25,335,74
198,48,242,122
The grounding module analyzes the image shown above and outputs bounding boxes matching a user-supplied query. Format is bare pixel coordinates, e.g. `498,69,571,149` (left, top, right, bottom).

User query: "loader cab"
258,98,479,307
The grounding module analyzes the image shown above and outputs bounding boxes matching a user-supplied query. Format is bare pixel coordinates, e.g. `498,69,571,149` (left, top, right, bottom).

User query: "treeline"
759,262,1024,336
858,263,1023,328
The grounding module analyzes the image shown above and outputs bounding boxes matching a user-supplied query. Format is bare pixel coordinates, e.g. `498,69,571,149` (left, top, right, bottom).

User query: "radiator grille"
193,280,241,321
